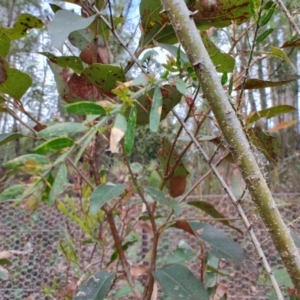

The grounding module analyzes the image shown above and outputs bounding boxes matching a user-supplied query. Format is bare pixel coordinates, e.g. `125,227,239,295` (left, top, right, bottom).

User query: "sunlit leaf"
90,184,126,214
0,133,24,147
37,122,88,138
175,221,249,262
34,137,75,154
0,31,10,57
124,104,137,154
110,113,127,153
1,13,44,40
48,10,96,51
247,105,296,124
266,120,297,133
48,164,68,205
0,58,32,100
269,47,294,67
74,270,115,300
65,101,106,115
144,186,181,216
150,87,163,132
153,264,209,300
235,78,295,90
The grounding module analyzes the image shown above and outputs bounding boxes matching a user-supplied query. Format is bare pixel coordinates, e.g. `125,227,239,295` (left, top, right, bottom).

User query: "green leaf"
0,133,23,147
5,154,50,174
0,266,8,280
47,61,72,102
37,122,88,138
153,264,209,300
90,184,126,214
48,164,68,205
1,13,44,40
114,282,144,299
74,270,115,300
49,3,63,13
175,221,249,262
124,104,137,154
174,77,186,95
248,126,280,163
256,28,275,44
150,87,163,132
144,186,181,217
259,3,277,26
82,64,126,92
290,230,300,248
191,0,260,28
0,184,25,201
135,85,182,125
247,104,296,125
0,64,32,100
34,137,75,154
69,29,95,51
142,24,178,45
201,32,235,73
65,101,107,115
269,46,294,67
48,10,96,51
139,0,168,37
187,201,242,234
273,269,293,288
235,78,295,90
0,259,12,266
159,44,189,64
0,31,10,56
165,241,195,264
249,0,260,20
221,72,228,85
39,52,84,74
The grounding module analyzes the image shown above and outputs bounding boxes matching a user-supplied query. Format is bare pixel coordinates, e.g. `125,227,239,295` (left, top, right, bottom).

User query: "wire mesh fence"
1,193,300,299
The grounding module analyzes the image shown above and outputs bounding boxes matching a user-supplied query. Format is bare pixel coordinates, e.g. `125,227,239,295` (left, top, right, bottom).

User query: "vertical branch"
160,0,300,296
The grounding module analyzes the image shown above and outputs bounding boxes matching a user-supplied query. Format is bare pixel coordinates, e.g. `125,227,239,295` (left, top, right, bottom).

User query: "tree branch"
160,0,300,296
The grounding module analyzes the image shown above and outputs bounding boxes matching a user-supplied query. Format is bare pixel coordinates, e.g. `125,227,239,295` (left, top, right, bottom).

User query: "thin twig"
172,108,284,300
122,148,159,300
274,0,300,37
86,0,147,73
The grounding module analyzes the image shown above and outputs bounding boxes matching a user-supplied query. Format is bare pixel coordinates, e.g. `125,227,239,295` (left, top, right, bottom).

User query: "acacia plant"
1,0,300,299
